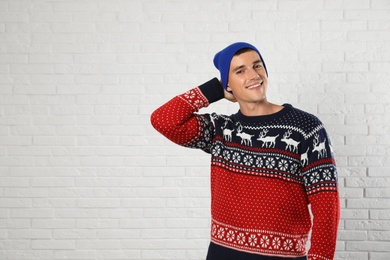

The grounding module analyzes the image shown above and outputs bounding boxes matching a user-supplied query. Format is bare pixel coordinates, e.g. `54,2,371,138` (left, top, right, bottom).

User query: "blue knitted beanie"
213,42,268,91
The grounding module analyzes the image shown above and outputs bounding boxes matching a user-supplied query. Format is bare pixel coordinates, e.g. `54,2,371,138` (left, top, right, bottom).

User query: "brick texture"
0,0,389,259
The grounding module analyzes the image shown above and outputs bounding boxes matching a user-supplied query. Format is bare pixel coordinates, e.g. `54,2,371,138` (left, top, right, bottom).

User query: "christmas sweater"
151,78,340,260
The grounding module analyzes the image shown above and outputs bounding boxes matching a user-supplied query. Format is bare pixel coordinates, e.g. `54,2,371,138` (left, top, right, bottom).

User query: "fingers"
224,90,237,102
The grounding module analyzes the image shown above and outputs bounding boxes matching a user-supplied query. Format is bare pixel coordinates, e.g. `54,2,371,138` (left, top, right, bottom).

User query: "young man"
151,42,340,260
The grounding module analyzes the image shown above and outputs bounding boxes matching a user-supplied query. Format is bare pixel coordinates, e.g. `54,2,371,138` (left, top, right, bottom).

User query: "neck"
238,101,282,117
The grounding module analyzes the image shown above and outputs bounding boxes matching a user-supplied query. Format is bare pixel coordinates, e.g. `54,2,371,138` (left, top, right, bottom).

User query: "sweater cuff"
198,77,225,104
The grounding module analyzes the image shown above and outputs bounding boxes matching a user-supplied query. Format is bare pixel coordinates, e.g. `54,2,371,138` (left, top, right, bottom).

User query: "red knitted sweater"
151,78,340,260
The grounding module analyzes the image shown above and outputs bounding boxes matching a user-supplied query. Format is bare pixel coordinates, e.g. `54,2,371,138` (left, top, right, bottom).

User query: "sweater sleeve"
150,78,224,152
301,127,340,260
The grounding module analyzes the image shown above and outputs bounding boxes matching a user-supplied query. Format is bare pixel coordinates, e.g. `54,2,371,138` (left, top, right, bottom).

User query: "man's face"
226,50,268,104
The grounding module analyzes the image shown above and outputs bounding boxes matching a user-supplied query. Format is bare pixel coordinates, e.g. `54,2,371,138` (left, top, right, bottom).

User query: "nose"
248,68,260,80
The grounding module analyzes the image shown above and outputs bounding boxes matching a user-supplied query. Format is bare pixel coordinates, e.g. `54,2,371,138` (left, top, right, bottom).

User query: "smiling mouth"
246,81,263,89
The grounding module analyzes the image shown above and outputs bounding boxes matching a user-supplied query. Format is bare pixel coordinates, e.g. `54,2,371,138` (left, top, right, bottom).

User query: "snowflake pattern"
272,237,281,249
184,90,195,99
237,232,246,245
222,150,231,161
243,154,253,166
210,220,308,257
255,157,264,167
232,152,241,164
248,234,258,247
226,230,235,242
211,138,337,194
193,100,204,108
217,227,225,239
284,239,293,251
323,169,332,181
265,157,276,169
310,172,320,183
278,159,289,171
290,163,299,174
260,235,270,248
212,145,221,157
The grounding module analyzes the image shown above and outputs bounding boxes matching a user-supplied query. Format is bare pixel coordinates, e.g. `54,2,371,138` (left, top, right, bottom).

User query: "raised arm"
150,78,225,152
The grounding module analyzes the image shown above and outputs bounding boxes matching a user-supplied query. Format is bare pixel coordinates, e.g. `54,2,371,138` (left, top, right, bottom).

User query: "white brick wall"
0,0,389,259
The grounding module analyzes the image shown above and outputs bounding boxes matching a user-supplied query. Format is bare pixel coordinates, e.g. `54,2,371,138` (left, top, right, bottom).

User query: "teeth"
247,82,262,89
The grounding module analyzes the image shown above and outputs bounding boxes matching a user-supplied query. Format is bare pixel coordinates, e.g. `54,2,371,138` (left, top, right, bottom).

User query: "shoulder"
289,105,322,123
282,104,325,138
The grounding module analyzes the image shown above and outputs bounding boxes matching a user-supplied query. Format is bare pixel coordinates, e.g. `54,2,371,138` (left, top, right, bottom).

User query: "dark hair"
234,47,256,56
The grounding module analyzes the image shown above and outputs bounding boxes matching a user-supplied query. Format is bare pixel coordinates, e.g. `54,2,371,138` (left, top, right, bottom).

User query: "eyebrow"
232,59,263,73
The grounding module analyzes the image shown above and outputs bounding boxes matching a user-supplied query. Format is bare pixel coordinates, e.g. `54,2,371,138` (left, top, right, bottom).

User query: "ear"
227,84,232,92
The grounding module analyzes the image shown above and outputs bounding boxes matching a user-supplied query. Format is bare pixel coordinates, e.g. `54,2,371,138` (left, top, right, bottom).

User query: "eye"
254,64,263,69
236,70,244,75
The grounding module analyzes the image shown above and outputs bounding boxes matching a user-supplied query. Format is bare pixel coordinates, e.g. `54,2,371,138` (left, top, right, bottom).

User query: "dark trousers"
206,242,307,260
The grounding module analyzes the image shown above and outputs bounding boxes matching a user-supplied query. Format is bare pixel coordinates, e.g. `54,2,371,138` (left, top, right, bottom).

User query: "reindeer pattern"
208,107,336,191
221,119,304,153
218,118,331,168
257,129,279,148
312,133,327,159
281,130,300,152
